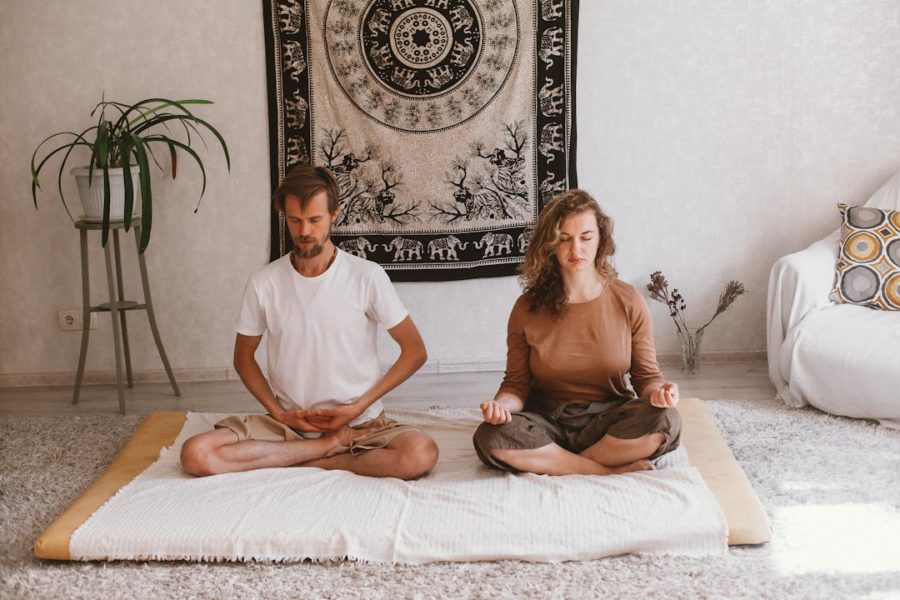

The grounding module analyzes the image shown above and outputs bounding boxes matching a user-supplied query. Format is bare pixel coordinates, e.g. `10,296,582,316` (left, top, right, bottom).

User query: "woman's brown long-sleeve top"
498,279,665,408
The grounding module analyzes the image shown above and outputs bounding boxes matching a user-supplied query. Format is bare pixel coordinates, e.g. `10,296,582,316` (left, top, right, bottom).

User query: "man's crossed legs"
181,413,438,480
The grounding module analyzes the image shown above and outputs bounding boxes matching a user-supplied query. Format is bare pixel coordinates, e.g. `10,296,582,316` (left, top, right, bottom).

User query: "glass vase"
678,327,704,374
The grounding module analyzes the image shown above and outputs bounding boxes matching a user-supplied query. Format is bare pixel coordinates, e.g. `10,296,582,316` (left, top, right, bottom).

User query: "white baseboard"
424,351,765,371
380,357,506,374
0,367,235,388
415,360,441,374
656,350,766,365
436,358,507,372
0,351,766,388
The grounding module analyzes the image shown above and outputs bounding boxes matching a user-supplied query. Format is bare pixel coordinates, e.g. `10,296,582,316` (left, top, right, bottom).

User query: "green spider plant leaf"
121,138,134,230
143,136,207,210
131,136,153,253
120,98,208,130
100,157,111,247
167,141,178,179
30,129,95,219
89,120,110,189
132,114,230,171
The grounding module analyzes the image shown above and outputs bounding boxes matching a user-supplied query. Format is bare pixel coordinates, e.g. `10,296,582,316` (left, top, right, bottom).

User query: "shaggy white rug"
2,397,900,599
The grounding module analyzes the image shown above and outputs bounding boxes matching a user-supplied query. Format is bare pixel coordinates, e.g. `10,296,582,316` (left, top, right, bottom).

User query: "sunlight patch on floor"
772,503,900,576
856,592,900,599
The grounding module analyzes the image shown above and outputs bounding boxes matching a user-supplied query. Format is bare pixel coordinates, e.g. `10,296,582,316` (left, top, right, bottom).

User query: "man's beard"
292,241,324,259
292,223,332,259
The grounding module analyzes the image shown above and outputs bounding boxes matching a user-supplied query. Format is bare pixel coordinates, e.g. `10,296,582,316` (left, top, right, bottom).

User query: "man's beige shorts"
215,413,419,458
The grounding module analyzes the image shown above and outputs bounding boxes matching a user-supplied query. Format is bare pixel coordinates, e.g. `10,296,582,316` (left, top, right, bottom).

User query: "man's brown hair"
272,165,340,213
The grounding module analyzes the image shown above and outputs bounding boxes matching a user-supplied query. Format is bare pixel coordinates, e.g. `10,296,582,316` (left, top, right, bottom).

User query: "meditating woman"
473,189,681,475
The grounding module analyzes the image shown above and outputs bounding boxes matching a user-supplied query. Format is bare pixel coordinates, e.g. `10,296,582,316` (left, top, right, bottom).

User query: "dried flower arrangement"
646,271,746,372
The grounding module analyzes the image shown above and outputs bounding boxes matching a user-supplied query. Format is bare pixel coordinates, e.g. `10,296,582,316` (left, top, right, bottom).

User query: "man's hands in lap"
275,409,327,432
306,403,363,431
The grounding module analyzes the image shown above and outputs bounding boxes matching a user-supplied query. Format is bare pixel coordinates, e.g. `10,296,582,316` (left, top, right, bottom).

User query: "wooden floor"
0,360,775,416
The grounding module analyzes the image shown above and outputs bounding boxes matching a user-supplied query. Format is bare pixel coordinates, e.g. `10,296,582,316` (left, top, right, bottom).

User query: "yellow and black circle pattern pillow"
831,203,900,310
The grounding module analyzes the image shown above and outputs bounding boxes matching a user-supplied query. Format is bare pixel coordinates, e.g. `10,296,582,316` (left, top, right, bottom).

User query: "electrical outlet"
58,309,97,331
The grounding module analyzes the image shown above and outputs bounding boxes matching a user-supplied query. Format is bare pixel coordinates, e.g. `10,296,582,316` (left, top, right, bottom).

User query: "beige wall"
1,0,899,381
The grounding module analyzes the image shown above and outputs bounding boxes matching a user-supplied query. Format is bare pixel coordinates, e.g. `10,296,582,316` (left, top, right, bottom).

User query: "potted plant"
30,96,230,252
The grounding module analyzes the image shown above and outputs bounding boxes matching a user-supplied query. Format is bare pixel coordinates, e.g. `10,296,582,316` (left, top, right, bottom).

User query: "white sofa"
767,170,900,429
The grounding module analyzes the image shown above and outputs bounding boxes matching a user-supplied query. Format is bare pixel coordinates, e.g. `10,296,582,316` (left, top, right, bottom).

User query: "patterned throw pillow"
831,203,900,310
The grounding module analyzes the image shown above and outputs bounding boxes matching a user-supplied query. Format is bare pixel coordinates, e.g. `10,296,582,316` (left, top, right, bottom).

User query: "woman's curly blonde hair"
520,189,617,317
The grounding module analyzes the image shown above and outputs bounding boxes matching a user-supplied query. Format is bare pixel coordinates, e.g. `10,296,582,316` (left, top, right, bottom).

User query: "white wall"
2,0,899,381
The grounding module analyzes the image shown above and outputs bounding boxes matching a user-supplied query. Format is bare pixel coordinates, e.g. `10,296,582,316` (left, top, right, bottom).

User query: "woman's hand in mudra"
480,400,513,425
649,382,679,408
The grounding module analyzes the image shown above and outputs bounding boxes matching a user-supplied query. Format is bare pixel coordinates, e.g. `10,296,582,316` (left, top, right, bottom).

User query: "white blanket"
69,409,728,563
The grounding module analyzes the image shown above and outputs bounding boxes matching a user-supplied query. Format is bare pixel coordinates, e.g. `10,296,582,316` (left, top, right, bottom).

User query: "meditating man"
181,165,438,479
473,190,681,475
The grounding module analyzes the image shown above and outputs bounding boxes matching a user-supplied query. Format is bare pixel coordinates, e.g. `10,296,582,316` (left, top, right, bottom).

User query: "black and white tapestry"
263,0,578,281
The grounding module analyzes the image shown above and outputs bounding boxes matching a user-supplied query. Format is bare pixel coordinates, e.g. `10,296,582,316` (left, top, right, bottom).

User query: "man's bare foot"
326,423,376,451
608,459,653,475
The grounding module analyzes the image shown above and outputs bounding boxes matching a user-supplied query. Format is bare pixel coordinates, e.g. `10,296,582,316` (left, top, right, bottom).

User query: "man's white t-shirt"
236,250,408,426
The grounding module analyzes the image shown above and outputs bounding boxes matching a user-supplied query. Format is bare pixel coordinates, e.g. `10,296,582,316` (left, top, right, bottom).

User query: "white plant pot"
71,166,143,222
